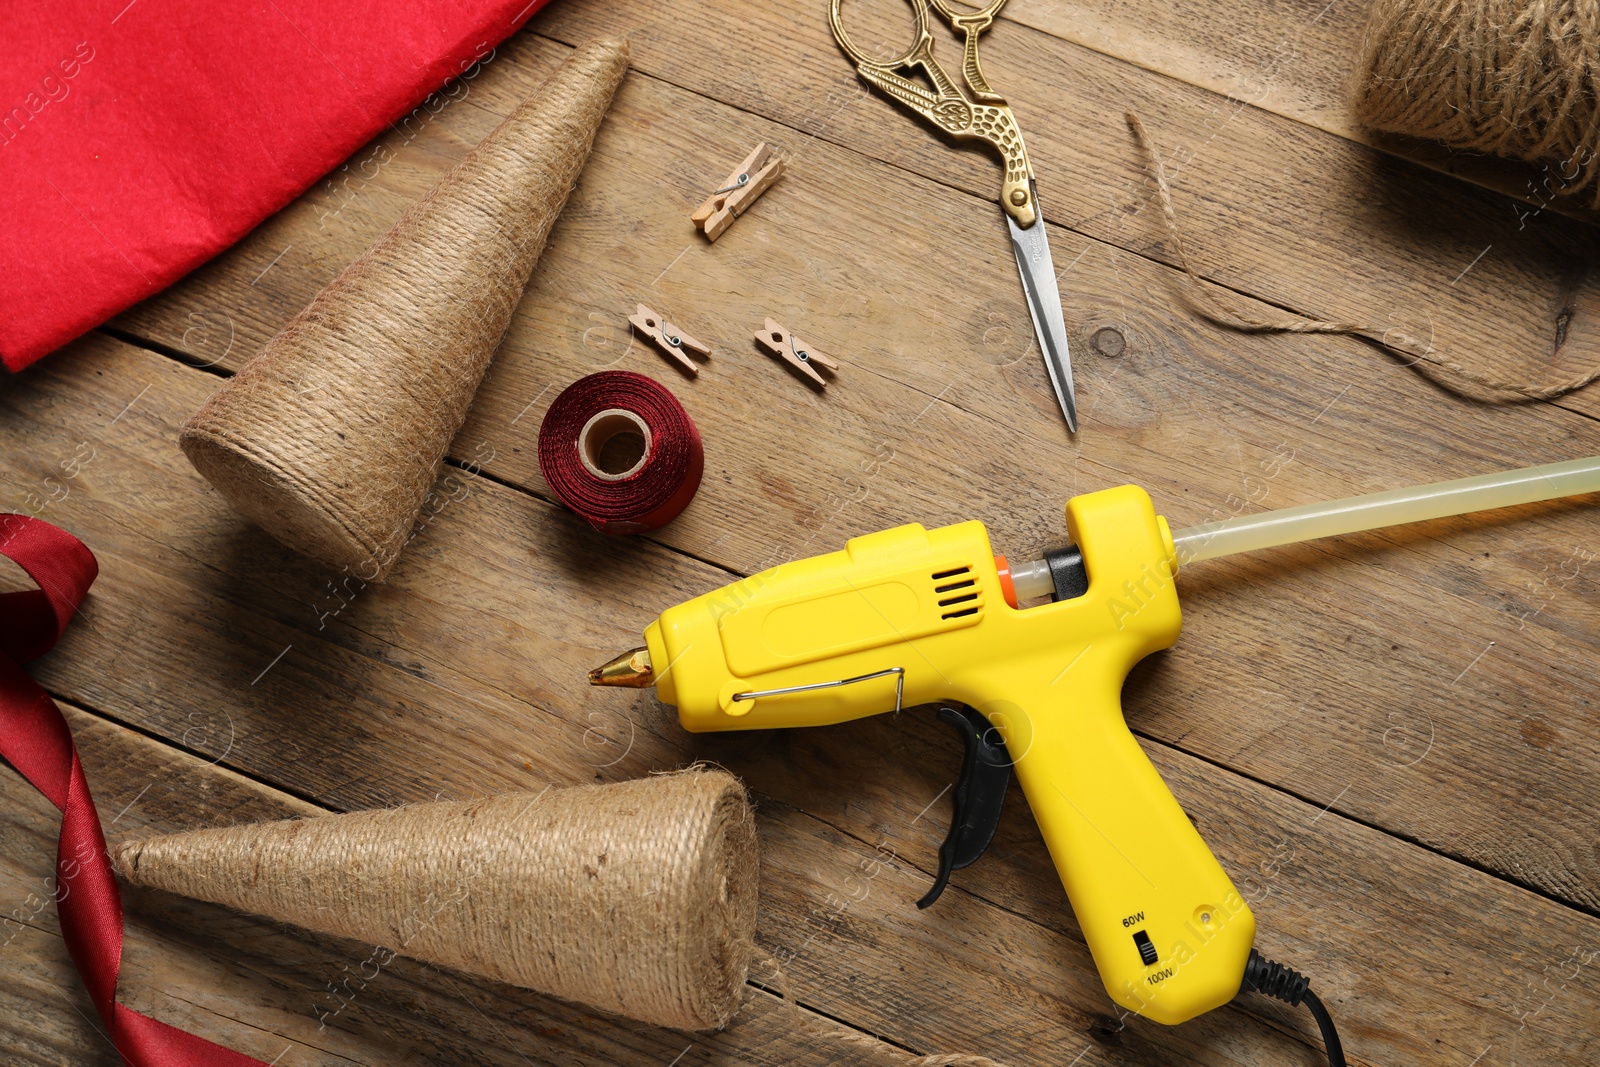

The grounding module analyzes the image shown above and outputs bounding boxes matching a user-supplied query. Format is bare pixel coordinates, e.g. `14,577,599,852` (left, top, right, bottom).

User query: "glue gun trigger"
916,704,1013,910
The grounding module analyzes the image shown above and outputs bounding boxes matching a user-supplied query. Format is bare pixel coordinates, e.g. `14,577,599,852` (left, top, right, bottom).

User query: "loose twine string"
1124,111,1600,403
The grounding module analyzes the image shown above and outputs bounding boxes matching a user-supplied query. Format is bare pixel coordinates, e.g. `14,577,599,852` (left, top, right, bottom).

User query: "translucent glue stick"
1009,456,1600,599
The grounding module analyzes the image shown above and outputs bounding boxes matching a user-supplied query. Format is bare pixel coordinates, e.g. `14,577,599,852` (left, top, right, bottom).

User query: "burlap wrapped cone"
181,38,630,580
114,769,759,1031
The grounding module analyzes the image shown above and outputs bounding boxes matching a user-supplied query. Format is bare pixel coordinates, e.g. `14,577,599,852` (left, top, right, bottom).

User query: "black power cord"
1239,948,1346,1067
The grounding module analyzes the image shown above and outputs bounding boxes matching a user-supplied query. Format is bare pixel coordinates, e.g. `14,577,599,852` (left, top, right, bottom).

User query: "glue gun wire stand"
591,454,1600,1067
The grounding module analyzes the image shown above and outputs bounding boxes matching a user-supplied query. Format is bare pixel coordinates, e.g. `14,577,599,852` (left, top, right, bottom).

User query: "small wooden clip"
629,304,710,375
754,319,839,389
692,143,784,242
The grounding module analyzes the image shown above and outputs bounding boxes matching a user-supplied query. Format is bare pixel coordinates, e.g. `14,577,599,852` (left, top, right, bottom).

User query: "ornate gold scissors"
830,0,1078,431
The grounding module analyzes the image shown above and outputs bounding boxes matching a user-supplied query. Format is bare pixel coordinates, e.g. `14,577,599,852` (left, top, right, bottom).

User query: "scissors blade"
1005,196,1078,432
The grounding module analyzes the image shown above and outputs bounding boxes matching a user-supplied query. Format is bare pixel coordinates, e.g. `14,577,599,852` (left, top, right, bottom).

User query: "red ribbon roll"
538,371,704,534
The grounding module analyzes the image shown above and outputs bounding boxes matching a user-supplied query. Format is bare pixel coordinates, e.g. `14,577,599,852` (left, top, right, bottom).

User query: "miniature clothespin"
754,319,839,389
629,304,711,375
692,143,784,242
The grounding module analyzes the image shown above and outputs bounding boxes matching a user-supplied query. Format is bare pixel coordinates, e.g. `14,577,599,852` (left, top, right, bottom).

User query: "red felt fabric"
1,0,555,373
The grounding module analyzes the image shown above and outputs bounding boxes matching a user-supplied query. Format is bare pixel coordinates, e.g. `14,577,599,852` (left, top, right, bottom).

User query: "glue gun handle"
996,676,1255,1025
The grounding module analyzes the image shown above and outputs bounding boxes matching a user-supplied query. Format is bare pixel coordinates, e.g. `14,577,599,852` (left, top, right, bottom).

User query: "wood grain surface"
5,1,1600,1064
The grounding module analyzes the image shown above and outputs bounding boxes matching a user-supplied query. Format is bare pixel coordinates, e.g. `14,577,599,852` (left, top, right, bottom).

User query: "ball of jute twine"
1354,0,1600,205
1126,112,1600,402
114,767,757,1031
180,38,629,581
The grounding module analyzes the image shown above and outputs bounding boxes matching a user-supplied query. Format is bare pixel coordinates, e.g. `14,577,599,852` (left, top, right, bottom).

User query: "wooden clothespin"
754,319,838,389
692,143,784,242
629,304,710,375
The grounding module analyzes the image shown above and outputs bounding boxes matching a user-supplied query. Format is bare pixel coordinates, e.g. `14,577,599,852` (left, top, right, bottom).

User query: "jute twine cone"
180,38,630,580
114,768,758,1031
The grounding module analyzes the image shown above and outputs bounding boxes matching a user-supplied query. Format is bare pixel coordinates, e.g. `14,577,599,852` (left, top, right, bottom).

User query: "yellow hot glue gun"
591,456,1600,1056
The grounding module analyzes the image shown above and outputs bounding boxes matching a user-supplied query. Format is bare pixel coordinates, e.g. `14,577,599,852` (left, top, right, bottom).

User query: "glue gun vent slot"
930,564,982,621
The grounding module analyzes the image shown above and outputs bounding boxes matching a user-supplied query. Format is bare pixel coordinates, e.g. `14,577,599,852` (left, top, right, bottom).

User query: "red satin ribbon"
538,371,705,535
0,515,267,1065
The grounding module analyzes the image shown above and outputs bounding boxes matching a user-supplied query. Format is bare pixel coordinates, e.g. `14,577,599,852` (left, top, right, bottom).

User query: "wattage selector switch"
1133,929,1159,966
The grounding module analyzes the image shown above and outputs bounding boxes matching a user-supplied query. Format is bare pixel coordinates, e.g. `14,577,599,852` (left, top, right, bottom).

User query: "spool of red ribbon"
538,371,704,534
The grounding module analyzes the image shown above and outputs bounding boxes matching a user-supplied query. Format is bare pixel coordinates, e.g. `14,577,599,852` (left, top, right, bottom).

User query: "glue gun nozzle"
589,646,655,688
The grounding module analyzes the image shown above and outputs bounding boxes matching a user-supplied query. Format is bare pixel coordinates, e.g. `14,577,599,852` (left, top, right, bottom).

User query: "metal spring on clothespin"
754,319,839,388
629,304,711,375
691,143,784,241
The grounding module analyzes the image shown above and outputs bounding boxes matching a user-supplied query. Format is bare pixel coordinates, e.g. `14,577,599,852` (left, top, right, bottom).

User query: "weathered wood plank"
4,334,1600,1064
1008,0,1371,138
96,31,1600,913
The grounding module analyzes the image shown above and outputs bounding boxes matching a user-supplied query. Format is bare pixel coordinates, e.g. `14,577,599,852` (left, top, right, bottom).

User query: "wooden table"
5,1,1599,1063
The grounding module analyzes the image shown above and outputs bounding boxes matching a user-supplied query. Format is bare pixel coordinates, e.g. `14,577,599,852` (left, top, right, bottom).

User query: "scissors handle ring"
828,0,932,73
927,0,1009,29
